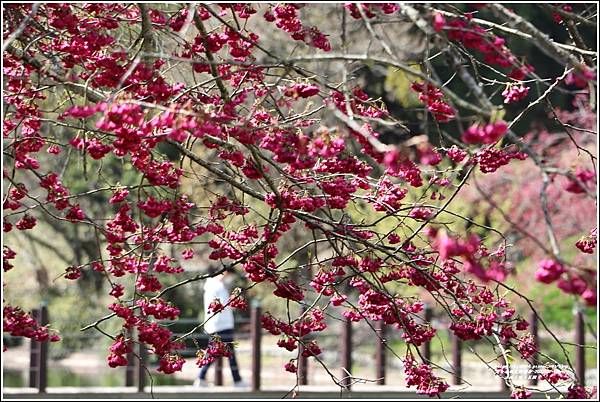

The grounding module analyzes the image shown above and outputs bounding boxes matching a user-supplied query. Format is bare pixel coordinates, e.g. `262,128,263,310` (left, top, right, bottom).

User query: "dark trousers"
198,329,242,383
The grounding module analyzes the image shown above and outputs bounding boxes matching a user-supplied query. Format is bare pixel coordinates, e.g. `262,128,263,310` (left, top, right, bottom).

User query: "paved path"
2,385,562,399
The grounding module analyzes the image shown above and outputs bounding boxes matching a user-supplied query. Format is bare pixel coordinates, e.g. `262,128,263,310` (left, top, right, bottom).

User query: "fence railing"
18,304,589,393
28,305,48,392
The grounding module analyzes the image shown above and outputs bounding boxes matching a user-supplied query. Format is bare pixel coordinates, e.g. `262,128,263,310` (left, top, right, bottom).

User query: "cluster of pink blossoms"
265,190,325,213
263,4,331,51
403,354,449,397
157,354,186,374
409,207,435,221
228,292,248,310
183,22,260,71
337,275,438,346
105,296,185,372
273,280,305,302
69,137,112,160
516,334,538,359
139,321,185,370
449,288,531,346
4,169,89,232
284,360,298,373
207,299,224,314
344,3,399,19
417,145,443,166
382,150,423,187
3,306,61,343
319,176,358,209
310,267,345,296
431,229,508,282
540,369,571,384
137,298,180,320
3,246,17,271
330,88,388,121
283,83,320,99
107,335,132,368
535,259,566,284
462,121,508,145
535,260,595,306
372,178,408,211
411,82,455,122
471,147,528,174
64,101,185,188
328,88,425,190
551,4,573,23
567,384,595,399
445,145,468,163
261,310,326,367
502,83,529,104
435,12,522,72
64,266,82,280
565,68,596,89
511,388,533,399
576,228,597,254
564,167,595,194
196,337,232,368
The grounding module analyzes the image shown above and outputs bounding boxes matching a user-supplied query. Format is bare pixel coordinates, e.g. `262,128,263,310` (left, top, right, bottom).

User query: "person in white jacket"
195,266,246,387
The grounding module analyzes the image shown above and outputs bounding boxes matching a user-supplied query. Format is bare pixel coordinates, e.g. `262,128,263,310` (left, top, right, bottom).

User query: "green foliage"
48,290,116,359
384,65,422,107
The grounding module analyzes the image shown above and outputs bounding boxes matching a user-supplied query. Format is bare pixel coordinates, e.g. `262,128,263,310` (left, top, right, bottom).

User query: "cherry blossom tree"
2,3,597,398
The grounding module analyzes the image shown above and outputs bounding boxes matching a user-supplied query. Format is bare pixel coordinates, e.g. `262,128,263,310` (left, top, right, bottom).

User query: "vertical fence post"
38,305,48,393
125,356,135,387
421,305,433,363
251,302,261,391
451,333,462,385
29,308,40,389
28,306,48,393
298,342,308,385
529,312,539,386
575,307,585,386
298,345,308,385
298,304,308,385
137,343,146,393
125,329,135,387
375,320,386,385
341,316,352,389
215,356,224,386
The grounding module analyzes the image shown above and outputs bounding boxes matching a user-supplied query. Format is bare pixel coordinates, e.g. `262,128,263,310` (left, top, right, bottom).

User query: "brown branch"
2,3,40,52
541,4,597,28
138,3,157,63
167,139,265,201
5,44,105,102
489,4,590,70
287,53,492,117
430,8,597,57
193,12,231,103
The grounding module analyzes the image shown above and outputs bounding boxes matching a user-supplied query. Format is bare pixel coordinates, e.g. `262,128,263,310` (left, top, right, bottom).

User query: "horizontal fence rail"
5,303,592,393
